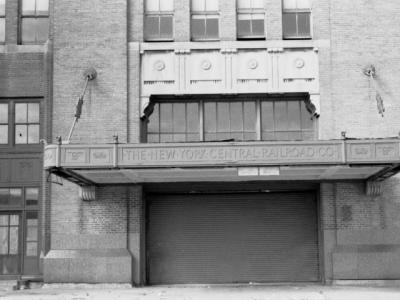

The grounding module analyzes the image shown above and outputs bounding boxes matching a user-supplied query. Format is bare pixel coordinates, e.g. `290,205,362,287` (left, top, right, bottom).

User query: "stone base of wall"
44,249,132,283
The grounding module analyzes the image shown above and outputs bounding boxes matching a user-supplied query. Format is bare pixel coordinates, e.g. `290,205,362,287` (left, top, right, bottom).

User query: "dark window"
144,0,174,41
191,0,219,40
145,97,316,143
21,0,49,44
237,0,265,39
0,0,5,43
282,0,311,39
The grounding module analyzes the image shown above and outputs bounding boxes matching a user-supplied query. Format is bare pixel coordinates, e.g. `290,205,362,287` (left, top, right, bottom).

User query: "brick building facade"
3,0,400,285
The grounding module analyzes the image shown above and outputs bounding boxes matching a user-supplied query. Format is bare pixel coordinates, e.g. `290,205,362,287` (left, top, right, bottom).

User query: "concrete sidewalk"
1,284,400,300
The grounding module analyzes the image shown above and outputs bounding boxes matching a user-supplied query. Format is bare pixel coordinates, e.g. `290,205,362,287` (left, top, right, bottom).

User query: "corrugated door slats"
147,192,319,284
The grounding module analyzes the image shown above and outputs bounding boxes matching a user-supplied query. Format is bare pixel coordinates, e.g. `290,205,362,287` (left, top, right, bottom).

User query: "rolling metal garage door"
147,192,319,284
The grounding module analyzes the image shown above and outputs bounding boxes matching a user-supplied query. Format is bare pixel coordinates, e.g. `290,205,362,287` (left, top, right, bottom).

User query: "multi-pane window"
144,0,174,41
15,103,40,144
191,0,219,40
0,214,20,275
282,0,312,39
237,0,265,39
147,102,200,143
0,0,5,43
145,97,316,143
0,103,8,144
21,0,49,44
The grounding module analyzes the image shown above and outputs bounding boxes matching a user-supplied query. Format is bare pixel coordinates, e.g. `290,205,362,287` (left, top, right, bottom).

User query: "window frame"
19,0,49,45
144,0,174,41
0,103,9,145
143,95,318,143
282,0,312,40
0,99,42,149
236,0,266,40
191,0,220,41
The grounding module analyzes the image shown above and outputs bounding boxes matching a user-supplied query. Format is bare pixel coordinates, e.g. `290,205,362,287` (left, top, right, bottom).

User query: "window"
237,0,265,39
191,0,219,40
144,0,174,41
0,103,8,144
145,96,316,143
0,0,5,43
0,188,23,207
282,0,311,39
15,103,40,144
21,0,49,44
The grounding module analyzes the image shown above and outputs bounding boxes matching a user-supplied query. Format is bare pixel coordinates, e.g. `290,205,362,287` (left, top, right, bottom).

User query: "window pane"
301,101,313,129
0,227,8,254
217,102,230,133
191,0,205,11
146,0,159,12
252,18,265,36
15,103,27,123
10,189,22,206
26,242,37,256
9,227,18,254
191,17,206,39
27,226,37,241
283,0,297,10
9,215,19,226
28,103,40,123
282,13,297,37
0,18,4,43
160,103,173,133
237,16,251,37
230,102,243,132
0,103,8,122
287,101,301,130
36,0,49,15
15,125,28,144
26,188,39,206
36,18,49,42
160,0,174,11
205,0,218,11
251,0,264,9
297,0,311,9
297,12,311,37
274,101,287,131
145,15,160,39
237,0,251,9
0,126,7,144
243,101,256,132
173,103,186,134
0,0,5,15
148,103,159,133
160,16,173,39
0,189,8,205
204,102,216,133
22,0,36,15
21,18,37,43
28,124,40,143
186,103,199,134
205,17,219,39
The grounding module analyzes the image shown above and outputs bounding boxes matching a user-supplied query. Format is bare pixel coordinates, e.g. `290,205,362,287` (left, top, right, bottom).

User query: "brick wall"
52,0,128,144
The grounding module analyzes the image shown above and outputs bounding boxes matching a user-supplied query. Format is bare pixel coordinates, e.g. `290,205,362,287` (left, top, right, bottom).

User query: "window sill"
237,36,266,40
191,38,220,42
283,36,312,40
144,38,174,42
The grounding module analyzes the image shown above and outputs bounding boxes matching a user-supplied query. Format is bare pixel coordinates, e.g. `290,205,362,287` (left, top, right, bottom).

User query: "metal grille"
147,192,319,284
